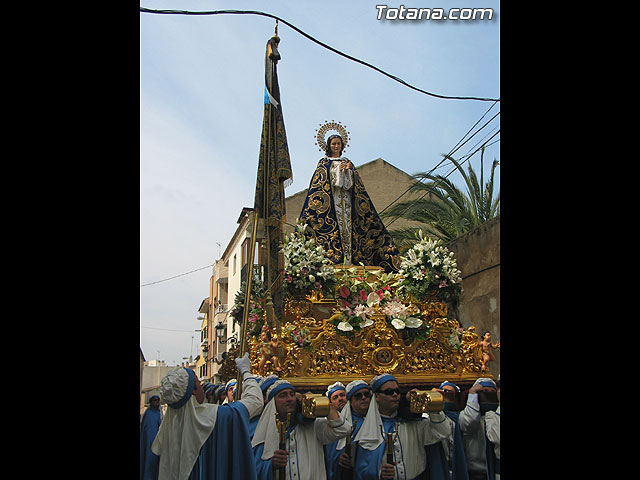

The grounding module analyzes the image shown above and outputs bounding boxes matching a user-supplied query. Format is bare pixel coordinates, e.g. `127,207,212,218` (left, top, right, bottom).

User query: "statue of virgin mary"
298,122,401,272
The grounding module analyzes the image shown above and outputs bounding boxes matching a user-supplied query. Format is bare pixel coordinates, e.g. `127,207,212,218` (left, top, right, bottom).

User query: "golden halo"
314,120,350,153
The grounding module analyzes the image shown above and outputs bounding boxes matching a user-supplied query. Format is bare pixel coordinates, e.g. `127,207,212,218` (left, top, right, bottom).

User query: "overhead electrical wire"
377,100,500,222
139,8,499,286
140,107,499,287
140,264,213,287
141,325,200,332
381,130,500,231
139,7,499,102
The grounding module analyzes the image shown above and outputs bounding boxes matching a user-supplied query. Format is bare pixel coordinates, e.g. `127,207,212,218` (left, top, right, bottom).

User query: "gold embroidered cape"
298,157,401,272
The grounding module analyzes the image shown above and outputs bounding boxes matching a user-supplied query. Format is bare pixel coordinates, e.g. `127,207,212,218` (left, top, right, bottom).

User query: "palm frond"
383,152,499,243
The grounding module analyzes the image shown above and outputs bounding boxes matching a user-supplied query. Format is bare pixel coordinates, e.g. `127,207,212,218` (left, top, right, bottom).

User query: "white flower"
404,317,423,328
366,291,380,307
337,321,353,332
391,318,406,330
383,299,408,319
308,275,315,283
359,318,374,328
354,304,372,319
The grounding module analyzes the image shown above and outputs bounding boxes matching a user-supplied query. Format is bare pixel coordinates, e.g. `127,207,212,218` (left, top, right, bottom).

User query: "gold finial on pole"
275,411,290,480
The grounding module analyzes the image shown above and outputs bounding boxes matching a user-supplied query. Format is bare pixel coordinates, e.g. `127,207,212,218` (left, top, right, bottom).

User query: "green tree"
382,148,499,248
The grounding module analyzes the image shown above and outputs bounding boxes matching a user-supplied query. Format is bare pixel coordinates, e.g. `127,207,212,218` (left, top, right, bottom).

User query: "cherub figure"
258,326,282,375
480,330,500,372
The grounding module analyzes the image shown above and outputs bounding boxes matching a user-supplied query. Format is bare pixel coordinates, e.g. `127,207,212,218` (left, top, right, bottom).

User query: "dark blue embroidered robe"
298,157,401,272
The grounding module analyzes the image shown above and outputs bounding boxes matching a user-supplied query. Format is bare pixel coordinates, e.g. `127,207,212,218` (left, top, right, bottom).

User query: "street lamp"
215,321,226,343
215,321,238,345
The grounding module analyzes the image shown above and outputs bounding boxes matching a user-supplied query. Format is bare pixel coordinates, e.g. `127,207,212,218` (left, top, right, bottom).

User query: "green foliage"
383,148,499,244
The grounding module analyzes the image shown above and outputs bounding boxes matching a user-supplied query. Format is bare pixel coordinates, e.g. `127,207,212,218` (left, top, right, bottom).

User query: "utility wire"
139,7,499,102
140,325,200,332
140,112,499,285
139,9,499,284
377,101,499,219
382,129,500,230
140,264,213,287
139,134,499,287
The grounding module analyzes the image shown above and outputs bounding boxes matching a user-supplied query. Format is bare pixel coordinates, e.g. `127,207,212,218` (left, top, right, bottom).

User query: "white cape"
152,396,218,480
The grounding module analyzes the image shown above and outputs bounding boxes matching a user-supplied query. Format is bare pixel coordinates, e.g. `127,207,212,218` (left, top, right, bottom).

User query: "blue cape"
424,409,469,480
140,408,162,480
189,401,257,480
248,412,261,440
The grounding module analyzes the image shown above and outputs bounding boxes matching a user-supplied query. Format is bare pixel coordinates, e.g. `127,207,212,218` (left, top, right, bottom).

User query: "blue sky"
140,0,500,366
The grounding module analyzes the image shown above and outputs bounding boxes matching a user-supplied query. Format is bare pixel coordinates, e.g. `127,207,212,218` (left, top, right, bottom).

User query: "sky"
140,0,500,366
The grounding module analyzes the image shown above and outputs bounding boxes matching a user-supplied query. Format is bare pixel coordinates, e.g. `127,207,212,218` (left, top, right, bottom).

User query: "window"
241,238,249,268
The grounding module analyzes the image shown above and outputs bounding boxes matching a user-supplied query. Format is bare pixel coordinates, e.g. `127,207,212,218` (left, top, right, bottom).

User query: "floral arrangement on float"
276,225,464,344
382,295,431,342
397,230,462,305
330,229,463,342
283,324,312,350
331,266,395,333
282,221,337,299
329,266,433,342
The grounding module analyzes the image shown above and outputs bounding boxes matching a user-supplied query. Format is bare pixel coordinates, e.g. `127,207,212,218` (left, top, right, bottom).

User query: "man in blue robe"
248,374,279,440
140,395,163,480
151,354,263,480
352,374,453,480
324,379,371,480
424,381,469,480
252,380,351,480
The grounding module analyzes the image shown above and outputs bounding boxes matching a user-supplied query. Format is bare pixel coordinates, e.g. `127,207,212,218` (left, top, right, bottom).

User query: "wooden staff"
340,420,357,480
233,210,258,402
381,424,399,467
275,412,290,480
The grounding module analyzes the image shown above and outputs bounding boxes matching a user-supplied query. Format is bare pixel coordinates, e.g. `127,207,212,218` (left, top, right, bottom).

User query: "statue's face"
329,137,343,157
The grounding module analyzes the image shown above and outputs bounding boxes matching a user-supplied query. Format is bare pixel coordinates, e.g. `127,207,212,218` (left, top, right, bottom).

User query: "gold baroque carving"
242,280,490,384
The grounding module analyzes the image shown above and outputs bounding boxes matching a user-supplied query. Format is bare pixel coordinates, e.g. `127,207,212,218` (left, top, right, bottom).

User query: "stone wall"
446,216,500,376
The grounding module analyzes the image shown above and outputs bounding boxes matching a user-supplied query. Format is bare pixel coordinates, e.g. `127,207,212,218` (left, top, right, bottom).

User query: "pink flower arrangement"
284,324,312,349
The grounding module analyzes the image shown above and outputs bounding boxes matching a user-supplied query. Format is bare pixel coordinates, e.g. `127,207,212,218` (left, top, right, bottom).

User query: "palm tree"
382,148,499,248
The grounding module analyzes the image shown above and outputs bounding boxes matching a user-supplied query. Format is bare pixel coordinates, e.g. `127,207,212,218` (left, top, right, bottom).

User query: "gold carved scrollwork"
361,314,405,374
252,279,489,385
409,390,445,414
217,343,240,384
